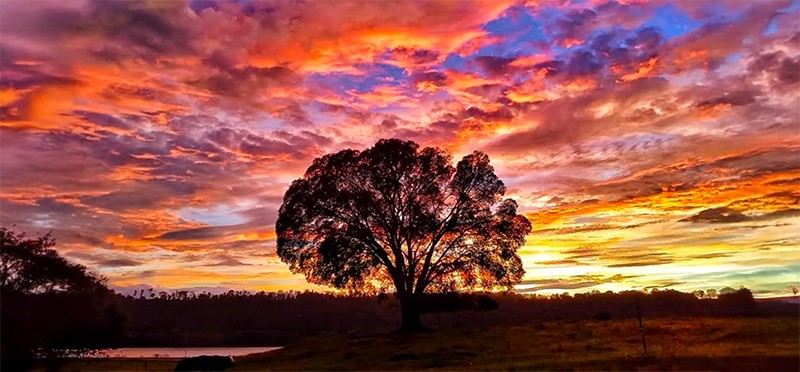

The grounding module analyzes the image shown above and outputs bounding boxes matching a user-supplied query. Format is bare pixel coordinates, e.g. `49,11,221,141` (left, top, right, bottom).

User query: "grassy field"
54,317,799,371
233,317,799,371
39,358,182,372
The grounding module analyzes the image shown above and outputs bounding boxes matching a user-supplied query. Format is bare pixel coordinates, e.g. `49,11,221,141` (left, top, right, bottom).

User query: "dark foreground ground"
52,317,799,371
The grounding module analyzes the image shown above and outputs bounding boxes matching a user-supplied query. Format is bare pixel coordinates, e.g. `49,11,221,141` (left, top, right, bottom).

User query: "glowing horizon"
1,0,798,297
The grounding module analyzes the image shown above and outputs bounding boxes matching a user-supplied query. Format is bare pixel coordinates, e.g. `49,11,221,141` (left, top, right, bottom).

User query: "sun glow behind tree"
277,139,530,329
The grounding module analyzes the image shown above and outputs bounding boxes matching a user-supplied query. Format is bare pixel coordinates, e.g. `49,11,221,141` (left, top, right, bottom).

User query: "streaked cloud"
1,0,798,297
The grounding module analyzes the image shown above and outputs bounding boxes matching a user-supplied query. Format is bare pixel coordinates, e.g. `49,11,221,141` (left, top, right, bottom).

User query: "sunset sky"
1,0,798,297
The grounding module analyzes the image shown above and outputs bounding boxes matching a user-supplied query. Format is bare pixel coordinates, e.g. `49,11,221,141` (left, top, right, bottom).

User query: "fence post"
636,303,648,356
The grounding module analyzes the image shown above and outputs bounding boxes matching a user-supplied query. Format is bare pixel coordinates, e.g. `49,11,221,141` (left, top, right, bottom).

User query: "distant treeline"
112,287,797,347
3,284,799,366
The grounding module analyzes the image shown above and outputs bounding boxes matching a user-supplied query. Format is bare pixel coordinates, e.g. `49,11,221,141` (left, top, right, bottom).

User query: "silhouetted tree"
276,139,531,330
0,227,124,369
0,228,105,294
717,287,757,315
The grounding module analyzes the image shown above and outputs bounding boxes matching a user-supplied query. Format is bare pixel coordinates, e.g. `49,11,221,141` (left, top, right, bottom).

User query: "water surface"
87,347,282,358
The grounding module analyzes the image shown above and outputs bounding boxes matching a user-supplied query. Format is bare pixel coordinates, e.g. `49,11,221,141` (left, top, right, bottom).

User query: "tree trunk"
399,293,425,332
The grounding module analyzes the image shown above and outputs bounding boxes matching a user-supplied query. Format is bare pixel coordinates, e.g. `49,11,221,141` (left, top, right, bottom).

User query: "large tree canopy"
276,139,531,329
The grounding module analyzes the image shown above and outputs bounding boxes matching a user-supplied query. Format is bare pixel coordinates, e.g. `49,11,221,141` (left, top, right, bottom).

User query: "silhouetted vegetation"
3,226,797,371
0,228,125,370
111,286,794,349
277,139,531,330
174,355,235,371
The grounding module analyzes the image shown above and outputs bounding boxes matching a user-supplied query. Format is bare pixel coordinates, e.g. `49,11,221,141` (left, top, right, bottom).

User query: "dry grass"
41,358,181,372
233,317,799,371
54,317,799,371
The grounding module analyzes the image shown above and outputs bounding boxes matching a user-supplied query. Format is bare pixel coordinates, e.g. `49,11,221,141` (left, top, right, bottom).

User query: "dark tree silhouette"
0,227,124,369
0,228,106,294
276,139,531,330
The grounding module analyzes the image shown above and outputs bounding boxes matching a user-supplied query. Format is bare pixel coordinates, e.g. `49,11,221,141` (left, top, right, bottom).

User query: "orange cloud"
617,57,659,82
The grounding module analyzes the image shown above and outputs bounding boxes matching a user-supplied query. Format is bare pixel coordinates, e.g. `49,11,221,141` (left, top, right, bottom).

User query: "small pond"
84,347,282,358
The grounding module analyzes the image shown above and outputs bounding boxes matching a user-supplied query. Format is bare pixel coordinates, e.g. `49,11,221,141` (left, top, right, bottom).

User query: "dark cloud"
385,47,440,66
643,280,685,289
546,8,598,42
488,76,670,154
680,207,749,223
473,56,517,77
462,106,514,122
543,1,655,49
606,258,674,268
86,1,199,61
180,252,252,267
749,50,800,87
776,57,800,84
558,246,674,268
625,27,662,51
586,27,662,72
73,111,131,130
580,146,800,201
238,130,326,159
696,90,758,109
66,251,144,267
394,120,460,144
536,259,583,266
663,2,789,73
155,220,269,244
681,207,800,223
689,252,733,260
196,66,301,98
517,273,637,292
565,50,604,77
532,60,564,76
274,103,313,126
99,258,144,267
0,199,148,257
533,220,664,235
237,206,280,226
0,69,79,91
157,225,235,241
80,180,197,211
519,281,599,291
206,127,241,149
189,0,222,14
410,70,449,88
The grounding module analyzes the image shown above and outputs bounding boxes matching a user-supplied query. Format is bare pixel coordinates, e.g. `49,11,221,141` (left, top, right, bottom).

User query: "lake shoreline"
62,346,283,359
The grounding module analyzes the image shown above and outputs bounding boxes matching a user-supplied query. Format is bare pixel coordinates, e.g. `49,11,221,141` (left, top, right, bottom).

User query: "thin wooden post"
636,303,648,356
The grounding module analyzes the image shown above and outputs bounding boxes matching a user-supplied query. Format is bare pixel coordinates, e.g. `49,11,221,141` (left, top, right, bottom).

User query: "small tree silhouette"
0,227,106,294
1,227,123,368
276,139,531,330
